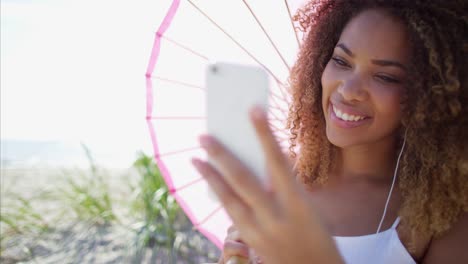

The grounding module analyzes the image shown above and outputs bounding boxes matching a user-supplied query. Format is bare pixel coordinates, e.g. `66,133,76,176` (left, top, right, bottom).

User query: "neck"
330,137,399,185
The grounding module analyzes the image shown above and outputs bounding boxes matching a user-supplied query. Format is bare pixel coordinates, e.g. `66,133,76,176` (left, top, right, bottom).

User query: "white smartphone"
205,62,269,184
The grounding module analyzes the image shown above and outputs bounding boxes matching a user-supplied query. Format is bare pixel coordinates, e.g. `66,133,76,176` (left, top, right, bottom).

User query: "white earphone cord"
375,128,408,234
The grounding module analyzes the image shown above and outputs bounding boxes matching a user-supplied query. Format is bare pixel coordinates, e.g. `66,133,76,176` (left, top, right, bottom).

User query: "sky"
1,0,169,167
1,0,304,168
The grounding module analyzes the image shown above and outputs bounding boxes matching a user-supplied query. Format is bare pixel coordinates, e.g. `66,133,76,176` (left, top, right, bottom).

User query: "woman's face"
321,9,411,148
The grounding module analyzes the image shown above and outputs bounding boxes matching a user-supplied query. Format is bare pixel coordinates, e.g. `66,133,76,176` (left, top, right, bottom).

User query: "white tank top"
333,217,416,264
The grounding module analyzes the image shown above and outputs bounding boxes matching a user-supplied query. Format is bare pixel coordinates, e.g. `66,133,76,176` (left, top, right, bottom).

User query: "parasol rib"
185,0,287,100
268,103,288,122
270,90,286,103
241,0,291,71
269,93,289,118
152,76,206,91
284,0,301,48
268,109,286,124
149,116,205,120
273,135,291,144
194,206,224,228
169,177,204,193
269,123,289,137
274,79,289,106
160,34,210,61
154,146,202,158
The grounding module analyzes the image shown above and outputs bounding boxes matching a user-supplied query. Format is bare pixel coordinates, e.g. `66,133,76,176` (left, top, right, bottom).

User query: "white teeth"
332,105,366,122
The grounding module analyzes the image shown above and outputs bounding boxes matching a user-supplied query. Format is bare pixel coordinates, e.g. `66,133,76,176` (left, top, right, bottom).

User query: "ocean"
1,139,142,169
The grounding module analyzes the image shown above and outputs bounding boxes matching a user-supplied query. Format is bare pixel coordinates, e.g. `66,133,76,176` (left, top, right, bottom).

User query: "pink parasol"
145,0,306,249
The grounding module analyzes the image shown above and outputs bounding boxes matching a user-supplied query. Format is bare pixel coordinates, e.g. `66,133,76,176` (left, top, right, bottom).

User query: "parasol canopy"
145,0,306,249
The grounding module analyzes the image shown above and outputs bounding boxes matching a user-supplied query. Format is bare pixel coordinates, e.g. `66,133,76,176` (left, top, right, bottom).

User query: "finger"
226,256,250,264
249,249,264,264
192,158,257,233
223,240,250,261
226,225,247,243
199,135,275,216
218,252,225,264
226,229,243,242
227,225,237,234
250,106,297,197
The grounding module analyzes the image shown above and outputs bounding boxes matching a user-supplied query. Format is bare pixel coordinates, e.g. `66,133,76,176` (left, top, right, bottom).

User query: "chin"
326,132,364,148
326,126,400,150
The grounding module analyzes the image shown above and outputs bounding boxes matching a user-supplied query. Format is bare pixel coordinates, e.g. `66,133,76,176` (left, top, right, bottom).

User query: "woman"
192,0,468,263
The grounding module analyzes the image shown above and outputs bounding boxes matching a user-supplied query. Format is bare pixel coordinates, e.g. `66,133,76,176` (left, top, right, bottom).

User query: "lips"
329,102,371,128
333,105,367,121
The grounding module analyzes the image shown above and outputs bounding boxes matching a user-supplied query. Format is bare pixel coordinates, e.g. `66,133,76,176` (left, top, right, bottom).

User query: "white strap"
391,216,401,229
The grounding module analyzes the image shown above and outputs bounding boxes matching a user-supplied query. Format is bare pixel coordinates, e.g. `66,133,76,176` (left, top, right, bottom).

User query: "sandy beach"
1,165,220,263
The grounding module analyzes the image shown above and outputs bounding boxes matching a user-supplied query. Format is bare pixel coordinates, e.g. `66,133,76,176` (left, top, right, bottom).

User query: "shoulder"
421,212,468,264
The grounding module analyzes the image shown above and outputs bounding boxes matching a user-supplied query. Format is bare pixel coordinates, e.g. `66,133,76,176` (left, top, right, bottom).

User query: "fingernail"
250,105,265,120
191,158,201,167
199,135,214,149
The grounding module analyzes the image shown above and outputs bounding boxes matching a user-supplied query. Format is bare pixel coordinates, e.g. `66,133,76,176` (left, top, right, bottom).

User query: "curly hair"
287,0,468,248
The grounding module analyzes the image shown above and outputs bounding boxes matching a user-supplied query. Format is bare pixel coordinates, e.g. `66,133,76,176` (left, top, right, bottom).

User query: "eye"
376,75,401,84
331,57,350,68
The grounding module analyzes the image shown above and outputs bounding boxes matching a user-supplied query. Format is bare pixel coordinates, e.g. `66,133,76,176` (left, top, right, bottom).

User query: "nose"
337,75,368,102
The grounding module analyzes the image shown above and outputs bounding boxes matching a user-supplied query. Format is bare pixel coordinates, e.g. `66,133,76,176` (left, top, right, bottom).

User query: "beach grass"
58,169,116,225
0,149,220,263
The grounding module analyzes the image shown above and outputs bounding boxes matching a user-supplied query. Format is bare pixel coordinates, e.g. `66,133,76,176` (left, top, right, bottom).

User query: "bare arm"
422,213,468,264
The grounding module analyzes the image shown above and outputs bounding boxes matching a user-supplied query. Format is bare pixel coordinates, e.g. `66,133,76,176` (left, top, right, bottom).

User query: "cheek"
372,87,403,124
321,63,333,105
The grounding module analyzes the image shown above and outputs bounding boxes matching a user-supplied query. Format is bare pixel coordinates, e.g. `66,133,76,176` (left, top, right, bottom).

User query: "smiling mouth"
331,104,370,122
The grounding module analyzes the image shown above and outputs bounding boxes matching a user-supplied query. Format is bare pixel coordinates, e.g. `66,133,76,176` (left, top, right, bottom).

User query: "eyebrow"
336,43,407,71
371,59,407,71
336,43,354,57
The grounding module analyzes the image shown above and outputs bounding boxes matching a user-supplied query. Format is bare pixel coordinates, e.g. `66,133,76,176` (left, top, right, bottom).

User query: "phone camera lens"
210,65,218,74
